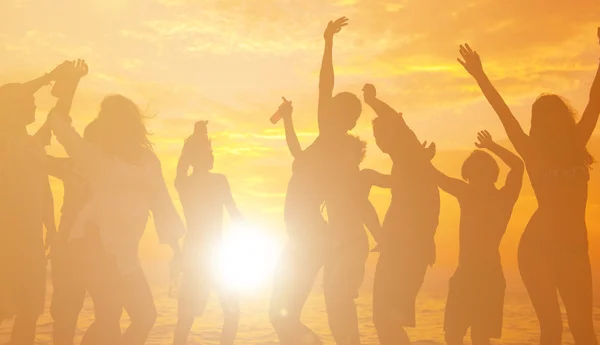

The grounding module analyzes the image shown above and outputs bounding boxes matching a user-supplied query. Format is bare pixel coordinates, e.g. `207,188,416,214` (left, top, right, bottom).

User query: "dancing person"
363,84,440,345
457,35,600,345
269,17,358,345
173,121,243,345
0,63,71,345
432,131,523,345
277,96,384,345
47,61,185,345
42,124,98,345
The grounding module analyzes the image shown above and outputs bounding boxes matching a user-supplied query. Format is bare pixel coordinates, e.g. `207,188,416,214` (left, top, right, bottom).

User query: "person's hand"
47,61,73,82
362,83,376,103
422,141,437,160
324,17,348,41
279,97,293,119
475,130,495,149
457,44,484,78
73,59,89,79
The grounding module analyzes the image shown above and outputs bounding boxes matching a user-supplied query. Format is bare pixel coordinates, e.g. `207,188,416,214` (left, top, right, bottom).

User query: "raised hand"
457,44,484,78
279,97,293,119
475,130,495,149
422,141,437,160
47,60,73,82
73,59,89,79
362,83,376,103
324,17,348,41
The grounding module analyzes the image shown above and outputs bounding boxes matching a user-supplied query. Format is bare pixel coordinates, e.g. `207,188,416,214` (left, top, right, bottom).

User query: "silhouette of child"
432,131,524,345
173,121,243,345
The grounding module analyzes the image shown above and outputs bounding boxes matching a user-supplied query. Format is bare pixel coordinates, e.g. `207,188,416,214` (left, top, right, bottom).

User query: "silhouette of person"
276,97,383,345
457,36,600,345
47,61,186,345
35,120,98,345
363,84,439,345
173,121,243,345
432,131,524,345
0,62,70,345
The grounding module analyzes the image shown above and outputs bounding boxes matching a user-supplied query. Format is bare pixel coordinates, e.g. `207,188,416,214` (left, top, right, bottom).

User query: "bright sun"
212,224,281,292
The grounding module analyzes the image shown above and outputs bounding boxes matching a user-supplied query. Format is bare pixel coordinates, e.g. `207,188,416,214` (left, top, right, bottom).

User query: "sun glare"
212,224,281,292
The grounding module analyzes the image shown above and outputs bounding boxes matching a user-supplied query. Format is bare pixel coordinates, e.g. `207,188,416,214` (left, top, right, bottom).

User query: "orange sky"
1,0,600,280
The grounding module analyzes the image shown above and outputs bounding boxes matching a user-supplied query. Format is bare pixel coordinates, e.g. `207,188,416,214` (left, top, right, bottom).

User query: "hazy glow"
213,223,281,292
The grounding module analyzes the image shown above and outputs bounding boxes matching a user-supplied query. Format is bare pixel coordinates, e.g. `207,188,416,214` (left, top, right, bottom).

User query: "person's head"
0,83,37,128
530,94,594,167
325,92,362,133
462,150,499,185
185,120,213,172
372,114,401,155
94,94,152,162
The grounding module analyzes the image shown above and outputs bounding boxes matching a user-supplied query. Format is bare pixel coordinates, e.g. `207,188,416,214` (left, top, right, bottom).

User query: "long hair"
94,95,152,164
530,94,594,168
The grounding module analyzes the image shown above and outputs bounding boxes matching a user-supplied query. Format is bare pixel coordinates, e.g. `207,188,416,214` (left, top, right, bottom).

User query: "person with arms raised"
47,61,185,345
274,96,385,345
0,62,72,345
432,131,523,345
457,30,600,345
363,83,439,345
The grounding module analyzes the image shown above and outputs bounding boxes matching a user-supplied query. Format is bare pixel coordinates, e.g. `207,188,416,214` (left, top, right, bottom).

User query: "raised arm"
458,44,529,155
577,31,600,145
318,17,348,132
278,97,302,158
476,130,524,201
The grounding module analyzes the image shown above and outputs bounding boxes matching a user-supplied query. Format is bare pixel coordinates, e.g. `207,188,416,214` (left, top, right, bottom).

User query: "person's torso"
457,187,515,268
178,173,227,245
0,134,47,251
523,150,589,249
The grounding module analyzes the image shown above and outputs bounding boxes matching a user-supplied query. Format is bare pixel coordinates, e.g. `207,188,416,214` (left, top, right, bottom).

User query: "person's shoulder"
211,172,229,184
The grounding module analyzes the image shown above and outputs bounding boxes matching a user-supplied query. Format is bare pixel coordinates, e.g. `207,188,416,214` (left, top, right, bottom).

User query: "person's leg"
269,241,324,345
51,239,87,345
470,333,491,345
443,274,469,345
12,252,46,345
556,251,598,345
518,241,562,345
121,268,157,345
173,266,211,345
323,236,368,345
12,313,39,345
373,252,409,345
218,289,240,345
80,231,123,345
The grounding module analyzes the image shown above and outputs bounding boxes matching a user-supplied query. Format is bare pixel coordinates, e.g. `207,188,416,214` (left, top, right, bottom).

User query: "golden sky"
2,0,600,278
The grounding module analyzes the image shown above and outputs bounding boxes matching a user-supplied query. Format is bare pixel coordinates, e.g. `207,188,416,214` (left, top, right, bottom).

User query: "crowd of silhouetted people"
0,18,599,345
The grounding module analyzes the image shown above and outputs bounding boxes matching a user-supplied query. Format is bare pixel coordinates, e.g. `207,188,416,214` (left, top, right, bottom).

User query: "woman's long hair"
530,94,594,168
94,94,152,164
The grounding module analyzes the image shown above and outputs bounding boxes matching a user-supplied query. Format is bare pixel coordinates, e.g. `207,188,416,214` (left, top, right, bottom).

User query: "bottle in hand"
270,97,291,124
